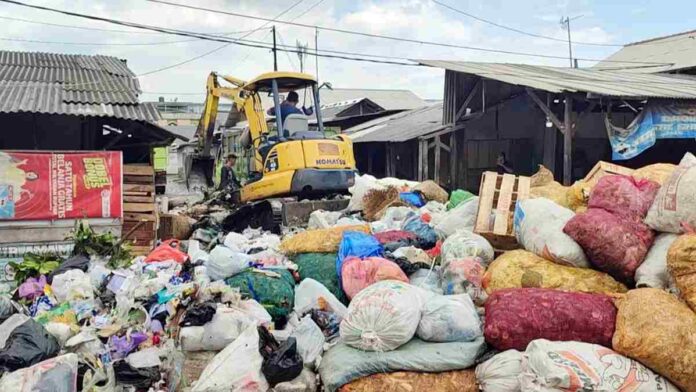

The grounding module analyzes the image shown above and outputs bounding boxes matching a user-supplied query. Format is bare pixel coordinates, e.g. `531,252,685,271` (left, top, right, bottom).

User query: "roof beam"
526,88,564,132
453,79,481,124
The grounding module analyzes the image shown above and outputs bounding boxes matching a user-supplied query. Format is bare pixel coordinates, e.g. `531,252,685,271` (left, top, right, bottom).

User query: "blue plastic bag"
399,192,425,208
336,231,382,286
402,214,438,248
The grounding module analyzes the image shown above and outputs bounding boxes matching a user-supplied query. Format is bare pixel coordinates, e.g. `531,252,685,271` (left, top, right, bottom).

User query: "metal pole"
271,79,283,138
314,27,319,83
313,83,324,134
272,26,278,71
563,93,573,185
564,17,573,67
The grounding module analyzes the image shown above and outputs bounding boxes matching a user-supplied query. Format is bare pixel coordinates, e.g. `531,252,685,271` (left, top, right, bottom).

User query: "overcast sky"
1,0,694,102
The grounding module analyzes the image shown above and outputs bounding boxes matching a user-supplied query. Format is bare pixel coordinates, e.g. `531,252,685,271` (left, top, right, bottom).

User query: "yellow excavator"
193,71,356,230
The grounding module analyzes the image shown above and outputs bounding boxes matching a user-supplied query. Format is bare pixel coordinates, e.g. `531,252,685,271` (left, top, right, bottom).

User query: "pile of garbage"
3,153,696,391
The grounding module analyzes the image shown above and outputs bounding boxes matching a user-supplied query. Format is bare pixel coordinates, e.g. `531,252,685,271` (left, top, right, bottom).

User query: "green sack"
292,253,348,305
225,268,295,325
446,190,475,210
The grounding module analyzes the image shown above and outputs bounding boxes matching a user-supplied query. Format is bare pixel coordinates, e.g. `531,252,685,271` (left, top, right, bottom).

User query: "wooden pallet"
583,161,634,188
474,171,530,251
122,165,157,255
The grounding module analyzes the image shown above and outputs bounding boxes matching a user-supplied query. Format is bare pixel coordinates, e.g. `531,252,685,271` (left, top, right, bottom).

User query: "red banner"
0,151,122,221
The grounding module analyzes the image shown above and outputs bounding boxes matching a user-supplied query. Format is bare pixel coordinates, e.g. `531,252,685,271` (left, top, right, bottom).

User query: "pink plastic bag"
341,257,408,299
484,288,616,351
588,175,660,222
564,208,653,285
18,275,47,300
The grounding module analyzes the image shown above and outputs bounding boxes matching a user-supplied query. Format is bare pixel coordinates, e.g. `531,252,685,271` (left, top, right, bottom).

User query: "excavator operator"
266,91,313,131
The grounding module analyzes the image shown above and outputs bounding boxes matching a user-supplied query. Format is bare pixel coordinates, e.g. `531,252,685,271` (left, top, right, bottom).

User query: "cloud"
0,0,620,101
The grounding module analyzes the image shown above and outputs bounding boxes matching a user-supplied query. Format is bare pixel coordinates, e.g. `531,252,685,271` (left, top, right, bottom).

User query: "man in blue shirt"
267,91,313,130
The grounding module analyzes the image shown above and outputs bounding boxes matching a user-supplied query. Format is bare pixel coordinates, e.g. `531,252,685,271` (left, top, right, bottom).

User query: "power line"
0,36,198,46
142,0,672,66
292,0,326,20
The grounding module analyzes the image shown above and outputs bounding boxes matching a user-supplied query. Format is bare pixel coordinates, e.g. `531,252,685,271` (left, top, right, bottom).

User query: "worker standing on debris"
266,91,313,128
219,153,241,191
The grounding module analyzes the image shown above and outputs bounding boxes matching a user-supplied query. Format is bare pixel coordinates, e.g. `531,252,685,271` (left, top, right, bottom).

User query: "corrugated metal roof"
0,50,164,123
595,30,696,73
345,103,443,143
259,88,427,111
418,60,696,98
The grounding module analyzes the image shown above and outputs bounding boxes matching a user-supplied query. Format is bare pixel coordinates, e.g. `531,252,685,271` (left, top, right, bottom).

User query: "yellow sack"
633,163,677,185
279,225,371,254
482,250,626,295
667,234,696,312
613,288,696,392
530,181,571,209
413,180,448,204
339,370,478,392
530,165,555,186
567,180,590,213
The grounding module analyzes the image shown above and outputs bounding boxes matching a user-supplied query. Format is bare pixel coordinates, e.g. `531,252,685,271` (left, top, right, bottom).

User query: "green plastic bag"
292,253,348,305
225,268,295,325
446,190,475,210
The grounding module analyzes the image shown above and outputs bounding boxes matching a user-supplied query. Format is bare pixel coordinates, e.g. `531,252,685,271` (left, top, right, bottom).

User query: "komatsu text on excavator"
194,71,357,231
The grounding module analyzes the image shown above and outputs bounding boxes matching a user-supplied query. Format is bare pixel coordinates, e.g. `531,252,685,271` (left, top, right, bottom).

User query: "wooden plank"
493,174,515,235
124,165,154,176
516,176,531,201
475,172,498,233
434,135,441,183
124,195,155,203
124,184,155,194
129,245,153,256
124,203,156,213
124,175,155,184
123,213,156,222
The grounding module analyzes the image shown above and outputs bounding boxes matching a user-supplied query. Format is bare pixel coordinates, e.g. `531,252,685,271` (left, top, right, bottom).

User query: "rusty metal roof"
0,50,162,122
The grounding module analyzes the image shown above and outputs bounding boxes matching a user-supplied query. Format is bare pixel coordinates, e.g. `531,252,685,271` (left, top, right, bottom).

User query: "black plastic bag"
47,255,90,283
113,361,160,389
0,319,59,372
180,302,216,327
258,326,303,387
384,254,430,276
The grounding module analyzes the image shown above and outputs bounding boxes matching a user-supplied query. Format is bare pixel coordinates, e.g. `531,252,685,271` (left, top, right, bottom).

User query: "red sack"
484,288,616,351
373,230,417,244
588,175,660,222
341,256,409,299
144,239,188,263
564,208,653,285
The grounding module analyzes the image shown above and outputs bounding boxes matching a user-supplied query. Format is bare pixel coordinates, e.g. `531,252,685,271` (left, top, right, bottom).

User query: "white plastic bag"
475,350,523,392
181,304,271,351
205,246,253,281
348,174,385,212
416,294,481,342
371,206,414,233
0,353,79,392
392,246,432,265
192,325,269,392
340,280,422,351
294,279,347,318
441,229,495,267
223,232,248,252
432,197,479,238
290,316,325,367
520,339,680,392
409,268,443,295
635,233,679,290
51,269,94,302
45,322,76,346
308,210,343,229
126,347,162,368
514,198,589,268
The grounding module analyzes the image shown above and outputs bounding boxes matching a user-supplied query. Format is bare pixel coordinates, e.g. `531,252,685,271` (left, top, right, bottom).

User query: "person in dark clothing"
266,91,313,128
496,152,514,174
219,153,241,191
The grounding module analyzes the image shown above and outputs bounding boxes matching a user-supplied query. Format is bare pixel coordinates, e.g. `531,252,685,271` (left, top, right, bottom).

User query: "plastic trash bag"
51,269,94,302
0,295,18,324
589,175,660,222
432,197,479,238
293,253,348,305
126,347,161,369
447,189,475,210
0,353,78,392
372,207,414,233
514,198,589,268
294,278,348,319
475,350,523,392
341,257,409,300
273,368,317,392
226,269,295,326
47,255,90,283
181,303,271,352
205,245,253,281
668,234,696,312
308,210,343,230
192,325,269,391
0,314,30,349
44,322,75,347
290,316,325,367
18,275,47,300
113,360,160,389
280,225,371,255
144,239,188,263
635,233,679,290
441,229,494,267
259,326,304,387
0,318,60,371
348,174,386,212
441,257,487,305
413,180,448,203
109,332,148,360
340,280,422,351
338,369,478,392
402,215,438,248
409,268,442,295
181,302,217,327
336,232,383,282
520,339,679,392
399,192,425,207
416,294,481,342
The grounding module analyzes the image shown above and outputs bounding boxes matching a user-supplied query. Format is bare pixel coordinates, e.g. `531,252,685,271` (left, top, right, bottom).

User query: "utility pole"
560,15,582,68
272,25,278,71
314,27,319,83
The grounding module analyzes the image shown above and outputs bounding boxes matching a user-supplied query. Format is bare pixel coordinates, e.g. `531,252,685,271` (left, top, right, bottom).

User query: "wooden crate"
474,171,530,251
122,165,157,255
583,161,634,188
